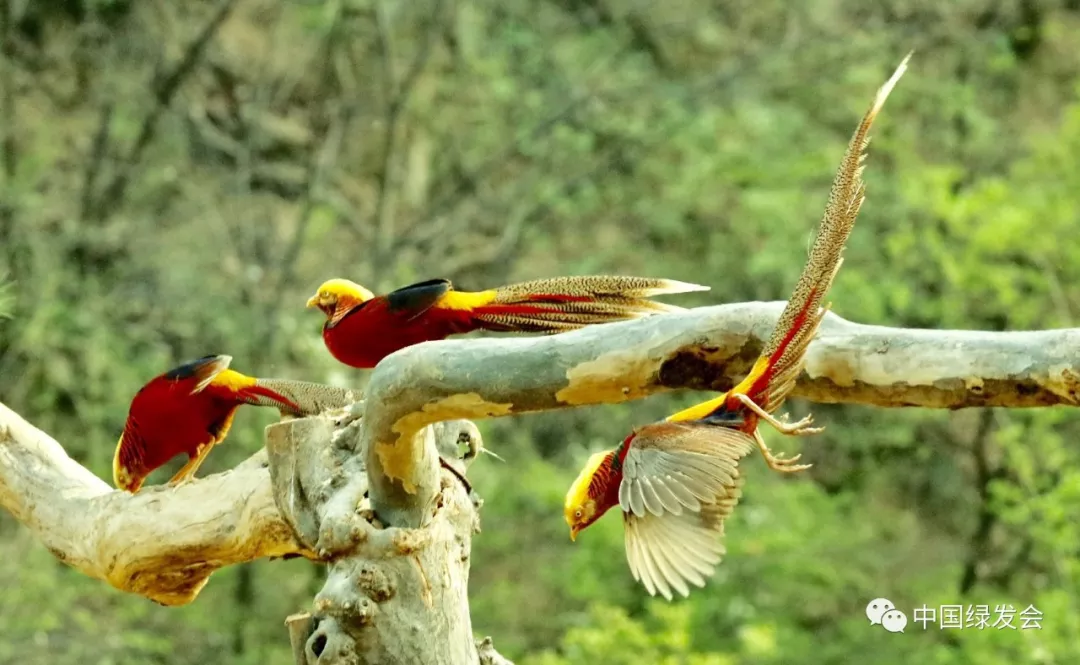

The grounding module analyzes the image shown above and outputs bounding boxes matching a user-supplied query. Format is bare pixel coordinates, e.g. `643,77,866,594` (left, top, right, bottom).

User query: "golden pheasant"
306,275,708,369
113,354,351,492
563,53,911,600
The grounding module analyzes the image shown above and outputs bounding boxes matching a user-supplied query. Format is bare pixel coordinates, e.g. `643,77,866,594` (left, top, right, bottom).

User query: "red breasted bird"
306,275,708,369
113,354,350,492
563,53,911,600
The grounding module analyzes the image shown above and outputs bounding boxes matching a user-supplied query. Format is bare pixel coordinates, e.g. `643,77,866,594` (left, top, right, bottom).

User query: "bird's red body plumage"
310,275,706,369
321,295,477,369
118,377,242,477
319,279,600,369
114,355,301,491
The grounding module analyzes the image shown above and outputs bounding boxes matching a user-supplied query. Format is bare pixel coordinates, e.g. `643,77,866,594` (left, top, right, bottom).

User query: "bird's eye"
574,509,583,518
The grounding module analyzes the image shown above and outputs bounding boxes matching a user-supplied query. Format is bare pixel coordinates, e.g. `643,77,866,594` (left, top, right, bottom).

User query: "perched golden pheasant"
563,53,911,600
113,354,351,492
307,275,708,369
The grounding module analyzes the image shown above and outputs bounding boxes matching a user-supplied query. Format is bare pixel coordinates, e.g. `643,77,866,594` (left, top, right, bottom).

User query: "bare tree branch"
361,303,1080,526
266,415,502,664
0,401,310,606
286,612,316,665
4,300,1078,661
90,0,239,220
477,637,516,665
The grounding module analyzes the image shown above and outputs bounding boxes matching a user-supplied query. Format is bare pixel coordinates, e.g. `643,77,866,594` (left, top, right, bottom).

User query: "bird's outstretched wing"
619,421,755,600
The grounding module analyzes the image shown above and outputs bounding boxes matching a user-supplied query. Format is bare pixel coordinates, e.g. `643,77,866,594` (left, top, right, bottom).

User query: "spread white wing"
619,422,755,600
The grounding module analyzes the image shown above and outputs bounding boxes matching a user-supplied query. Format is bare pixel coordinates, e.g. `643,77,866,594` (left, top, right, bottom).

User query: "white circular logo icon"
881,609,908,633
866,597,895,625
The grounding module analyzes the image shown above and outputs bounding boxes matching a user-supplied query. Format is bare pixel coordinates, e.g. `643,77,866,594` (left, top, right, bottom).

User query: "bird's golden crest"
564,450,610,539
306,278,376,312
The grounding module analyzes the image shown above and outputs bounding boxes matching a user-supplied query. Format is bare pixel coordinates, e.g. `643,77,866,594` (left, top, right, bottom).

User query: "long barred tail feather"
748,53,911,411
473,275,708,333
241,379,359,416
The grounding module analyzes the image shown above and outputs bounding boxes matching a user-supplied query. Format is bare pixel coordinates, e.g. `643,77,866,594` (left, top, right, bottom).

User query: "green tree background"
2,0,1079,663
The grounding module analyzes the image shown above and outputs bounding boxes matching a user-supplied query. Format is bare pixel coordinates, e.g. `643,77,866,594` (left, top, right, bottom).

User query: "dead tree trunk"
4,305,1080,664
265,413,501,664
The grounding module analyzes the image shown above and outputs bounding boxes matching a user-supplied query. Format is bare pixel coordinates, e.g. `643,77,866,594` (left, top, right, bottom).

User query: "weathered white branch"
363,302,1080,525
5,302,1077,663
265,415,497,664
0,401,308,606
0,393,510,663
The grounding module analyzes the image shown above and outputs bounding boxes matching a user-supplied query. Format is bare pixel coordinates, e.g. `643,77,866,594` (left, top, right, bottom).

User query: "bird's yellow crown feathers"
564,450,613,540
564,451,608,511
306,278,376,310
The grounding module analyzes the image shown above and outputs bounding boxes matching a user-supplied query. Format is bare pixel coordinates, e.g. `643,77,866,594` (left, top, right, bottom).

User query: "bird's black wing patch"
384,279,453,318
163,355,227,381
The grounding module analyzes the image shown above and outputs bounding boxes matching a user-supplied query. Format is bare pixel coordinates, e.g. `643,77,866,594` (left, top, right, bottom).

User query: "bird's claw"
776,413,824,437
763,449,813,474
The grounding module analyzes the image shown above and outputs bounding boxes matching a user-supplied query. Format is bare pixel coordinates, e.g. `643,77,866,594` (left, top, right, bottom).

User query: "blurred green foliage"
2,0,1080,663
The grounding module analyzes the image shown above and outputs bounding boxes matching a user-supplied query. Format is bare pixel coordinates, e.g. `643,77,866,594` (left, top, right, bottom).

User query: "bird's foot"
773,412,825,437
166,472,196,488
733,393,825,438
753,430,812,474
760,448,813,473
165,443,211,487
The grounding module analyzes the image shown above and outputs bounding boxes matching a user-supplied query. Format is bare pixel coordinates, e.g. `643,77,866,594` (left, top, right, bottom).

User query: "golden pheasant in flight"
563,53,912,600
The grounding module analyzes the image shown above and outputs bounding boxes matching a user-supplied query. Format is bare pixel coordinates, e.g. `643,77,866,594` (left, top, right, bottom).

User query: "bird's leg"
734,393,824,437
751,428,813,474
733,394,815,473
167,442,215,487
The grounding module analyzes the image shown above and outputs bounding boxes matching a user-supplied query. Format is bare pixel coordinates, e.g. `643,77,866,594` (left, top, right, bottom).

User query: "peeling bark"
266,416,501,665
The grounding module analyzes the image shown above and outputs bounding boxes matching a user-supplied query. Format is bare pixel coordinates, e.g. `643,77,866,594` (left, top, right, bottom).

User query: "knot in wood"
390,527,429,555
351,597,377,626
356,564,395,601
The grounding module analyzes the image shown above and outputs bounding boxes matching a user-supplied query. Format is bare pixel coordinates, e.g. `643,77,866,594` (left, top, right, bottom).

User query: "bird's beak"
569,525,579,542
115,472,143,493
305,293,320,309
